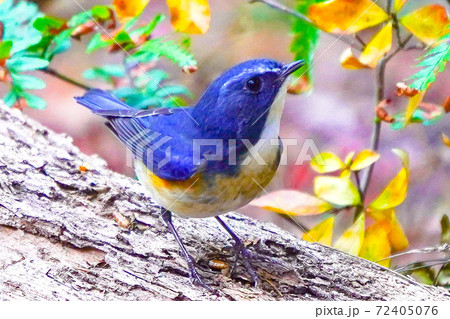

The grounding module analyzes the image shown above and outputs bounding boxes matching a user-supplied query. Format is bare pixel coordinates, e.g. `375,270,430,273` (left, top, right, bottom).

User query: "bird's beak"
280,60,305,79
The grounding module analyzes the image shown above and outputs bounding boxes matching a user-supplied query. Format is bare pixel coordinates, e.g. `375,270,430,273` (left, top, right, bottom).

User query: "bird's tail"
75,89,133,117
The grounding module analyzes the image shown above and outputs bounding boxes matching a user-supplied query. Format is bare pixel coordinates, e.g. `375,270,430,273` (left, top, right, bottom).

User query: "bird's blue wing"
109,114,201,181
76,89,200,181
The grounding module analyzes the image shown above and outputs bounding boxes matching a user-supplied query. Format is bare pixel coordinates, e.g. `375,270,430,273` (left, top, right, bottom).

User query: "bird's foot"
184,253,215,291
230,241,259,287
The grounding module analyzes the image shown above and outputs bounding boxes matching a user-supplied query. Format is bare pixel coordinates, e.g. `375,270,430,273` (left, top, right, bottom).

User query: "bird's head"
192,58,304,139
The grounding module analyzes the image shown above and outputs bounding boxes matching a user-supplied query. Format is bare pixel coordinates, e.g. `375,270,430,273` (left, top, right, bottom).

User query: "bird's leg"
161,209,212,290
215,216,259,286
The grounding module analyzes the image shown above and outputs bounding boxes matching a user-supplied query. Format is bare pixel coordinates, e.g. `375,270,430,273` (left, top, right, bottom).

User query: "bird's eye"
245,76,262,93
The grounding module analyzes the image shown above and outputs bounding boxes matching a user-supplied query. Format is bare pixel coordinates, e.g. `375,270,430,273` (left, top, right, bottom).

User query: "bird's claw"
185,254,215,292
230,242,259,287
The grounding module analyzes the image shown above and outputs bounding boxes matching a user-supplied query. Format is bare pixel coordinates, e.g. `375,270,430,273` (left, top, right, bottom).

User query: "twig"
396,259,450,273
376,243,450,262
249,0,362,50
278,213,310,233
354,34,366,48
40,68,92,91
359,32,412,194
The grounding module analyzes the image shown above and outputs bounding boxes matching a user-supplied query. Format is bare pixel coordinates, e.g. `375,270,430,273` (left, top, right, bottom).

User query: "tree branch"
40,67,93,91
1,102,449,300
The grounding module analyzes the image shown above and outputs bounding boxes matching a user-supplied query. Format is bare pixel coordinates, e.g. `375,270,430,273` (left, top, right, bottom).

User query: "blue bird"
75,58,304,289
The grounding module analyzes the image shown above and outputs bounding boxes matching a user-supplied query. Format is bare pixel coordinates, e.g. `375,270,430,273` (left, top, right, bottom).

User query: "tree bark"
0,102,448,301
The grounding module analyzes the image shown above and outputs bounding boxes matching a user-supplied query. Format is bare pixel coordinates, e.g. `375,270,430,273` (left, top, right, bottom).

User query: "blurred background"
16,0,450,264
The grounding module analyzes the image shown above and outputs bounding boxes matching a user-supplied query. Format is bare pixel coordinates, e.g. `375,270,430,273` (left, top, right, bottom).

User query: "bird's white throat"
260,82,287,139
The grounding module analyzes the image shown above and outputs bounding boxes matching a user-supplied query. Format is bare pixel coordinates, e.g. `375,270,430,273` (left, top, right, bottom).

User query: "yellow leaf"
308,0,389,34
405,90,426,125
442,133,450,148
340,48,369,69
350,150,380,171
393,0,409,13
387,214,409,251
340,168,351,179
359,222,391,267
369,149,409,210
344,151,355,166
359,22,392,68
113,0,149,20
391,148,409,167
167,0,210,34
399,5,449,46
341,22,393,69
334,213,365,255
302,216,335,246
310,152,344,173
314,176,361,206
250,190,333,216
366,208,409,252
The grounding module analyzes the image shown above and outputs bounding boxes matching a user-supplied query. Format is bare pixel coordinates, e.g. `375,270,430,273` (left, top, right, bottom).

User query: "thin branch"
249,0,362,50
359,33,412,194
354,34,366,48
396,260,450,273
40,68,92,91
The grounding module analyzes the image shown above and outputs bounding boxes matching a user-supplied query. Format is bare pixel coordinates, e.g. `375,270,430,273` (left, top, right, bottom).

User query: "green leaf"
289,0,324,93
3,90,17,107
33,16,66,35
91,5,112,20
86,33,111,53
0,0,14,14
45,29,72,60
0,0,42,54
67,12,91,28
155,85,192,98
132,38,196,67
135,69,169,90
83,65,125,83
130,14,165,37
410,27,450,91
114,30,132,44
0,41,13,60
441,215,450,244
19,92,46,109
11,73,46,90
6,56,49,72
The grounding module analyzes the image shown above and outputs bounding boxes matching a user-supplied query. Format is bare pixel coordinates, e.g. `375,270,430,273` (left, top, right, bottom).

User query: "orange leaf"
366,208,409,252
350,150,380,171
308,0,389,34
359,222,391,267
442,133,450,148
310,152,344,173
167,0,210,34
302,216,335,246
287,76,312,94
340,48,369,69
396,82,419,97
113,0,149,20
250,190,333,216
369,149,409,210
334,213,365,255
341,22,393,69
399,5,449,46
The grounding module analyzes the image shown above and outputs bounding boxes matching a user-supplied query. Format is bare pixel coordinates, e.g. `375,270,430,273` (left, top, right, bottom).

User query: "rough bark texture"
0,102,448,301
